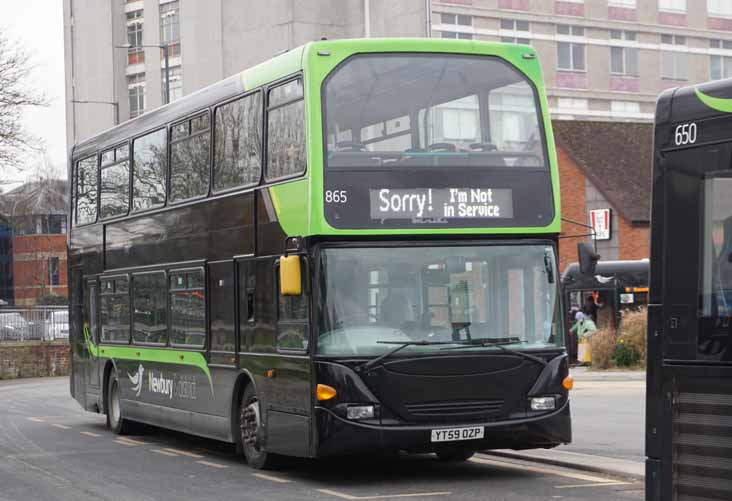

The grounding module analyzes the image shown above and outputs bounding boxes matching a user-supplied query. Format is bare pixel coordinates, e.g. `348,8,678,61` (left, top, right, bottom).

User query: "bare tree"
0,27,47,172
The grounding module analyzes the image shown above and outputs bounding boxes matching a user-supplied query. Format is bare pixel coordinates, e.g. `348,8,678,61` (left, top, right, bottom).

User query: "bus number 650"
674,122,697,146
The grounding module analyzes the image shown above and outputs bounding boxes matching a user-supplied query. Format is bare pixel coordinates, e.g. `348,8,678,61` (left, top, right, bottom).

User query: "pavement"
493,367,646,480
0,376,643,500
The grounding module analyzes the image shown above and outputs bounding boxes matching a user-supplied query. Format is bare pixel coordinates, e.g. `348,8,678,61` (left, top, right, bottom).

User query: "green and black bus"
647,79,732,500
68,38,571,469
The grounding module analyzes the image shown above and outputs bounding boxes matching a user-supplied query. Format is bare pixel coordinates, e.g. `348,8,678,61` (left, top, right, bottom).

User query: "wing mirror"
578,242,600,276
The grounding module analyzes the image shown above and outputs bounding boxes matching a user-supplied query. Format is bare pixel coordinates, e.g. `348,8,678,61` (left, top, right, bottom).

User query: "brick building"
553,119,652,271
0,180,69,306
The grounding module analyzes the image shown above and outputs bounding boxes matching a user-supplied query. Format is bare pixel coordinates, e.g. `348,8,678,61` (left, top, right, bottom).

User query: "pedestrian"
571,311,597,340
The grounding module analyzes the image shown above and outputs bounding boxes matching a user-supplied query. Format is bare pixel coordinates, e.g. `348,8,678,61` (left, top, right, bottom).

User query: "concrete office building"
432,0,732,121
63,0,428,147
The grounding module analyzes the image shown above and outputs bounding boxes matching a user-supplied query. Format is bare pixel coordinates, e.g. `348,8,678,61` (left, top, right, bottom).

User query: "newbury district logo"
127,364,145,397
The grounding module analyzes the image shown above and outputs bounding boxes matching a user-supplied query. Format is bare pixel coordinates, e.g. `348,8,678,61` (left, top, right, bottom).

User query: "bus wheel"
435,449,475,462
107,372,132,435
239,385,273,469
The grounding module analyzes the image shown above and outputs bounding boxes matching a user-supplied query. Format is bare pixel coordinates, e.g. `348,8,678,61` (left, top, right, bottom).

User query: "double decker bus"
647,79,732,500
68,38,571,469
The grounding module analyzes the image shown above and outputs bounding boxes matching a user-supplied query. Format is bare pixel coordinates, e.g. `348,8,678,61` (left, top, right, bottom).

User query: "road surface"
0,377,643,500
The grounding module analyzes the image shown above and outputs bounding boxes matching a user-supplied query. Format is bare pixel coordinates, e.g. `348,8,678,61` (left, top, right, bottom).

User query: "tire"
239,384,276,469
436,449,475,462
106,373,133,435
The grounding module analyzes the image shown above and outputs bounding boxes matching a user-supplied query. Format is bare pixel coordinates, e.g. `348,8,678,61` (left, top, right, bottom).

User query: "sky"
2,0,67,186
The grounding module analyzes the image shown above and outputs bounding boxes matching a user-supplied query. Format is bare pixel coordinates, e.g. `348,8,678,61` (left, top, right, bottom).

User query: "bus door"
208,260,238,410
70,268,85,406
85,279,100,391
648,151,732,499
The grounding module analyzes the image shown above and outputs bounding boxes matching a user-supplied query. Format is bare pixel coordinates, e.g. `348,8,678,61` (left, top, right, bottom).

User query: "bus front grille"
405,399,504,420
673,386,732,501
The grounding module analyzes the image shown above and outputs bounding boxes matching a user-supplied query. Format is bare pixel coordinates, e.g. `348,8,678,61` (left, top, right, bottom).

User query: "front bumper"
314,400,571,457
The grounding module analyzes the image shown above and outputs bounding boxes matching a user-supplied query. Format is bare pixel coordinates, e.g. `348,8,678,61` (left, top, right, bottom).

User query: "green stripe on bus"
695,87,732,113
83,326,213,390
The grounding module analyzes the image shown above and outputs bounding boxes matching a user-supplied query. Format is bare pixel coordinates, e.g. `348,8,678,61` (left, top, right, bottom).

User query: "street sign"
589,208,611,240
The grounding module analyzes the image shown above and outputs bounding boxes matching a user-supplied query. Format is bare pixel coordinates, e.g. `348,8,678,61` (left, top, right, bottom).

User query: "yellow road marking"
471,456,617,484
252,473,292,484
161,448,203,458
317,489,452,500
27,417,45,423
195,460,229,469
80,431,100,438
52,424,70,430
115,437,146,445
153,449,179,457
555,482,631,489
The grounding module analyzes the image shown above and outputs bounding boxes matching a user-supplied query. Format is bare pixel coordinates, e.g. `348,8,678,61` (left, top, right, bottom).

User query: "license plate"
430,426,485,443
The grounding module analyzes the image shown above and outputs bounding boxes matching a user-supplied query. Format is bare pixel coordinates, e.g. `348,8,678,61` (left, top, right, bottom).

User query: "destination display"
369,188,513,220
323,169,555,230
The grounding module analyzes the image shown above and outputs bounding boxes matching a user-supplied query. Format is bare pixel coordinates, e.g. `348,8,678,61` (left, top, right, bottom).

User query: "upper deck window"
323,54,546,170
100,144,130,219
213,91,262,191
266,79,306,180
75,155,98,226
132,128,167,211
170,111,210,203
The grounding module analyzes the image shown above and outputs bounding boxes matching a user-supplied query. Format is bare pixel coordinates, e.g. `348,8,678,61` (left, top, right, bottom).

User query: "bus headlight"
530,397,556,411
346,405,375,420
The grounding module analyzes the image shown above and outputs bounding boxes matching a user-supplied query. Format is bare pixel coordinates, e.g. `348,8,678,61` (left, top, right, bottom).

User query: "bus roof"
72,38,539,159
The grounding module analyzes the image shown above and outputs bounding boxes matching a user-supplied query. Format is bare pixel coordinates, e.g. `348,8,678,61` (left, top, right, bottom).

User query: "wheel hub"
241,400,261,449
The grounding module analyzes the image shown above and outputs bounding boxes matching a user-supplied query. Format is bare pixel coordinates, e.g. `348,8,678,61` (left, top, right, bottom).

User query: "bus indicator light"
316,384,337,401
562,376,574,391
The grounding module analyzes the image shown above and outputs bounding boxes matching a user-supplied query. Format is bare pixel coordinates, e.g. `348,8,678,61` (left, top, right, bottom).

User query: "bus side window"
266,79,306,181
170,112,211,203
169,270,206,348
100,276,130,343
276,259,309,352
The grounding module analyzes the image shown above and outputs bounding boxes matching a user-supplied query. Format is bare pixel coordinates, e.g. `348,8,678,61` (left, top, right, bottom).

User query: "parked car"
46,310,69,340
0,312,31,341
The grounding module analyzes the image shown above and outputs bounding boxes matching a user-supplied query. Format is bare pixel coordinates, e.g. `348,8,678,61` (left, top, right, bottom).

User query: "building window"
441,31,473,39
267,79,306,180
659,0,686,12
500,19,530,44
557,97,589,110
709,0,732,17
128,74,145,118
661,34,688,80
170,270,205,348
557,25,585,71
126,10,144,65
611,100,641,114
47,214,67,234
441,13,472,25
610,30,639,76
162,66,182,103
170,112,210,203
609,0,636,6
710,40,732,80
160,1,180,57
48,257,60,286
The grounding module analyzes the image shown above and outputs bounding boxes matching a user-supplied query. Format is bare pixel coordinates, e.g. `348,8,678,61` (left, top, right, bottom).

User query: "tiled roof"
552,120,652,224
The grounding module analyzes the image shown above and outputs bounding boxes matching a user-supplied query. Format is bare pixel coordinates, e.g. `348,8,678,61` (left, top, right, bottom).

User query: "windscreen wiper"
440,338,548,367
356,340,454,373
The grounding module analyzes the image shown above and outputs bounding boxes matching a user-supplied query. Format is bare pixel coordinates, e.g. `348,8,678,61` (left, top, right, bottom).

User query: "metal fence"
0,306,69,342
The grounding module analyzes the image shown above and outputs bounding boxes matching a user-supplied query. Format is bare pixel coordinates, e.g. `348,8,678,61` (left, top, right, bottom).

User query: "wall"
557,144,588,272
618,217,650,261
12,234,68,306
0,341,70,379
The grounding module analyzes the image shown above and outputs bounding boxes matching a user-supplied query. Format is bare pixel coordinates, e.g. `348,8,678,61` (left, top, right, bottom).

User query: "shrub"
589,329,616,370
612,339,641,367
618,308,647,367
